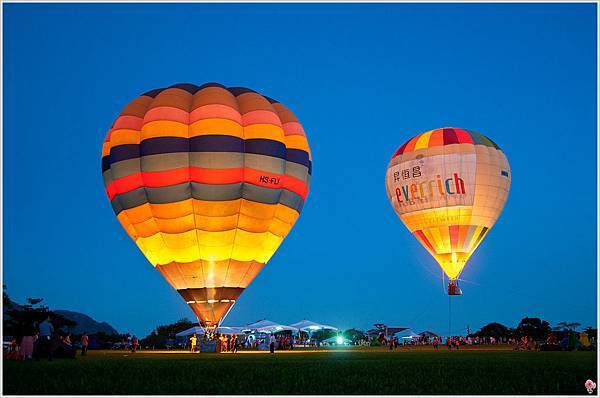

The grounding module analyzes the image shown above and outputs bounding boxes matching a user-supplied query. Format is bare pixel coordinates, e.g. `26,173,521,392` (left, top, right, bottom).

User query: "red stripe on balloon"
106,116,144,141
282,122,305,136
453,128,474,145
443,128,459,145
449,225,460,252
143,106,190,124
392,142,408,158
106,167,308,201
190,104,242,124
413,230,435,253
241,110,282,127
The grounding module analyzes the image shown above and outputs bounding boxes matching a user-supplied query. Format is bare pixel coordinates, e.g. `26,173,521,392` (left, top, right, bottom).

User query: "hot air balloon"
101,83,311,327
385,127,510,295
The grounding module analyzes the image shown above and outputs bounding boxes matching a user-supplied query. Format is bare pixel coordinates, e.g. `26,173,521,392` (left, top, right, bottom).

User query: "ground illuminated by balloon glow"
3,347,596,395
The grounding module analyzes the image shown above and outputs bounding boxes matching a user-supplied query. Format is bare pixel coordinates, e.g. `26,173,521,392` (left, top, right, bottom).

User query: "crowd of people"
7,317,595,358
4,316,92,361
184,331,555,353
115,335,140,352
369,331,596,352
217,334,240,353
415,335,508,346
188,333,301,353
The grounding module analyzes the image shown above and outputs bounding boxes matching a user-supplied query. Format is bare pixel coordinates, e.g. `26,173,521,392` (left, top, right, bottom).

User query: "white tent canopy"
176,320,341,337
175,326,244,337
290,320,338,332
394,329,421,340
244,319,298,333
176,326,204,337
215,326,245,335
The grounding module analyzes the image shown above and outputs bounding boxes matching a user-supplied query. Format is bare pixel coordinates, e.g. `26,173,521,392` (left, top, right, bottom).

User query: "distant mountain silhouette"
54,310,119,335
3,298,119,335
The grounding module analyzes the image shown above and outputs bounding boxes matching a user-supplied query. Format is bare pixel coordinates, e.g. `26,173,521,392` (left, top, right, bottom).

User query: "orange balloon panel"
385,128,510,280
102,83,311,326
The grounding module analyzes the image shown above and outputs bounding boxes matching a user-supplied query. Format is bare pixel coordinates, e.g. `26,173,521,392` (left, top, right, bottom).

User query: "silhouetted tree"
3,285,12,308
343,328,366,344
156,318,195,337
515,317,551,340
474,322,510,339
4,294,76,341
26,298,44,306
313,329,336,342
94,331,122,347
141,318,196,348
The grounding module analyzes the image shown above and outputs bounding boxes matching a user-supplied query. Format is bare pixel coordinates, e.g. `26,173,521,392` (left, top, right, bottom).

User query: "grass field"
3,347,597,395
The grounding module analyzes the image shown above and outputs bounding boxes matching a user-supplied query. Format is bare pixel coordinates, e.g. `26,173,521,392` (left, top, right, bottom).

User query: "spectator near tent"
367,324,410,341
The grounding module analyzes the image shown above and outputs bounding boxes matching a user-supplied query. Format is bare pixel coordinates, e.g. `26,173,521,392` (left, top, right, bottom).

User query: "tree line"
470,317,596,341
4,285,595,349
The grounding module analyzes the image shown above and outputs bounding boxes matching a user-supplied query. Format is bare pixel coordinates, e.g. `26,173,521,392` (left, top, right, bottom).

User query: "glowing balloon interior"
385,128,510,294
102,83,311,326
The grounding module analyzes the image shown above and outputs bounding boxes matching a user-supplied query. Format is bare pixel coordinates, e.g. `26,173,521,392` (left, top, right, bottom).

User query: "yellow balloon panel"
243,124,286,142
151,200,197,219
190,118,243,138
400,207,472,232
432,252,472,280
192,199,244,217
194,214,239,232
133,227,287,266
141,120,188,140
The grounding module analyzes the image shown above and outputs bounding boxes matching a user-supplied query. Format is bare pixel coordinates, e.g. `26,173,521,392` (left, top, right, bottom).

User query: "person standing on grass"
269,333,275,353
131,335,139,353
520,336,527,350
35,316,55,361
233,336,239,353
21,331,36,360
81,332,89,356
190,334,197,352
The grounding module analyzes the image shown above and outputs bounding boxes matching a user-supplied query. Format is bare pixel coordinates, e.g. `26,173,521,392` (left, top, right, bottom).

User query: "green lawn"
3,348,597,395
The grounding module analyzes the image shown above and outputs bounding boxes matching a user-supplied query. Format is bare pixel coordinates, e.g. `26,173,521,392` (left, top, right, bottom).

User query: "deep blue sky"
3,3,597,337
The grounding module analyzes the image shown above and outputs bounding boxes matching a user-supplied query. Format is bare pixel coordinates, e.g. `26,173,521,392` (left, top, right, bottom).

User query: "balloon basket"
448,280,462,296
199,340,216,353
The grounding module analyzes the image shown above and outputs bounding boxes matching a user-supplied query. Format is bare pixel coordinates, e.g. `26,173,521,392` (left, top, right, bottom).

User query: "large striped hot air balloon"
385,127,510,295
101,83,311,327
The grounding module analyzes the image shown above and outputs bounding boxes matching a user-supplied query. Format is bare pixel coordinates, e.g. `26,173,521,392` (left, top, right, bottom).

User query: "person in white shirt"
269,334,276,353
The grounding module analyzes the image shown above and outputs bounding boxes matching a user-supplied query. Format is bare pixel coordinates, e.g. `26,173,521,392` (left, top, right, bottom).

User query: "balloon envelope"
385,127,510,285
101,83,311,326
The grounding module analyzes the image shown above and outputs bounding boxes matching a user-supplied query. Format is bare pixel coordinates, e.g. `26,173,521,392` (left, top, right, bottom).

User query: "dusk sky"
3,3,597,337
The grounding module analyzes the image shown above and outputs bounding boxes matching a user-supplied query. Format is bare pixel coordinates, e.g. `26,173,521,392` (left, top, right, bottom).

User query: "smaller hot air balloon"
385,127,510,295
